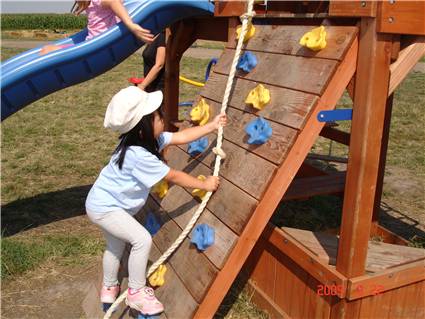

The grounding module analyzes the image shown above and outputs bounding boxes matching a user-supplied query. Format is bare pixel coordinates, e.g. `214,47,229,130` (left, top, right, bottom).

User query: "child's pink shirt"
86,0,120,40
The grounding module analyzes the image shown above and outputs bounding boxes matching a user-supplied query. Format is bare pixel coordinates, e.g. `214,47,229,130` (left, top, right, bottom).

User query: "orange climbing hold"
245,84,271,110
299,26,327,51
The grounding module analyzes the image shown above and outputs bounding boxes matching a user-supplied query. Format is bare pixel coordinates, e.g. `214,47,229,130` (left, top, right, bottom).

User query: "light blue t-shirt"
86,132,173,214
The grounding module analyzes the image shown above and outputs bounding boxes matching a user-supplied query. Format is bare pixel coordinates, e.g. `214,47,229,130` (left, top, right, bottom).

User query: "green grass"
1,234,103,280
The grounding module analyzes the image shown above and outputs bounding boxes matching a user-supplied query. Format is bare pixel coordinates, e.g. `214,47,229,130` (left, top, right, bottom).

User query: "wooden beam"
336,18,392,278
193,17,229,42
194,38,358,318
214,0,246,17
347,260,425,300
377,1,425,35
164,20,196,131
388,36,425,95
329,1,377,17
320,126,351,145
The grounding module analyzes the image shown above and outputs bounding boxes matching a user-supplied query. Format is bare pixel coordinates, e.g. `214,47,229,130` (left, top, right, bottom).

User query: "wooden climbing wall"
136,24,358,318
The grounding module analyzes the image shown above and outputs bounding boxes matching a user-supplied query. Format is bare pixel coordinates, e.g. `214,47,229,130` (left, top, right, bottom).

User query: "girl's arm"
170,114,227,145
164,169,219,191
102,0,154,43
138,46,166,90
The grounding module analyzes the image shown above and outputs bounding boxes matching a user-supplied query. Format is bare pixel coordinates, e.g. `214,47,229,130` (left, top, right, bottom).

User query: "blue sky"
1,1,75,14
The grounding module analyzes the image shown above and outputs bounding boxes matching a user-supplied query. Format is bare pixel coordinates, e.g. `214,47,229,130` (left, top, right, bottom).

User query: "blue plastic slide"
0,0,214,121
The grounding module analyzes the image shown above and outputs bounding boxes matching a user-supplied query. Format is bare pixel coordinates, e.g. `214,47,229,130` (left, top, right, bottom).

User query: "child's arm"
165,169,219,192
102,0,154,43
138,46,166,90
170,114,227,145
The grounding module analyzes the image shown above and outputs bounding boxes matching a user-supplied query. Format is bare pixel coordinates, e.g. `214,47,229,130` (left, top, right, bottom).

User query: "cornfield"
1,14,87,30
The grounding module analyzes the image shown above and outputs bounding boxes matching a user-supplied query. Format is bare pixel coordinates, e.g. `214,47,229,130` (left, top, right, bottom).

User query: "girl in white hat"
85,86,226,315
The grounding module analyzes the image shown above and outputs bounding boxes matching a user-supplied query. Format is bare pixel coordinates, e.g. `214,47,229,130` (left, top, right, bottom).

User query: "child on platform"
40,0,153,55
85,86,226,315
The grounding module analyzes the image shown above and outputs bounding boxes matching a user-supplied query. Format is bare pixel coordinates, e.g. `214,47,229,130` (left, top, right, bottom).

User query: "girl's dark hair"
114,110,163,169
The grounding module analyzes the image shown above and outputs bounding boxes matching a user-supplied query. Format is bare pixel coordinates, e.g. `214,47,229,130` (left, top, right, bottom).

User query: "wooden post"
163,20,196,131
370,94,394,236
336,18,392,278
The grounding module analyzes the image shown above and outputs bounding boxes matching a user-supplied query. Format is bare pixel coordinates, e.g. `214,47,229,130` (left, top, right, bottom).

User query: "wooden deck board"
227,25,359,61
283,227,425,273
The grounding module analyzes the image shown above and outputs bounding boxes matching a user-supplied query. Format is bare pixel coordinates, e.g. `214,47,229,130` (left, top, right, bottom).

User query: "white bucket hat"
104,86,163,134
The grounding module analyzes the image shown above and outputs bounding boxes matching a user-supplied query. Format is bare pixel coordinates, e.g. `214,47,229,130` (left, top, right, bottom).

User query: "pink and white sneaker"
100,285,120,304
125,286,164,315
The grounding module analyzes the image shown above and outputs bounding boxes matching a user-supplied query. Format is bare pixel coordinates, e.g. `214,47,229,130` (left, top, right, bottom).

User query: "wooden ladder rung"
283,171,346,201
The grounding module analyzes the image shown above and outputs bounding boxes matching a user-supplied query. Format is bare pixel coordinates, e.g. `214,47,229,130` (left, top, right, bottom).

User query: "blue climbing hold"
237,51,257,73
137,314,160,319
191,224,215,251
245,117,272,145
187,137,209,157
145,211,161,236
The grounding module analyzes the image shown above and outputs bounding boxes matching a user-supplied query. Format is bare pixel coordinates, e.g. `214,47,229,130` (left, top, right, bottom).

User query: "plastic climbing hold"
188,137,209,157
299,26,327,51
245,117,273,145
191,224,215,251
152,179,168,199
137,314,159,319
192,175,207,200
190,98,210,126
245,84,270,110
237,51,257,72
145,211,161,236
236,23,256,42
148,264,167,287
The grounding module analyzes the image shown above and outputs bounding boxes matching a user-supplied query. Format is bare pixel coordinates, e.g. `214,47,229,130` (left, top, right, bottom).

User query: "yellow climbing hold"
152,179,168,199
148,264,167,287
236,23,256,42
192,175,207,200
245,84,271,110
299,26,327,51
190,98,210,126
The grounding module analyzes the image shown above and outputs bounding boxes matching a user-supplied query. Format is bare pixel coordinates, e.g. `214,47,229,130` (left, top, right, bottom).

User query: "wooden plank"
283,171,346,201
248,243,276,299
378,1,425,35
182,138,277,200
201,97,298,165
415,280,425,318
213,49,339,95
148,242,199,318
194,37,358,318
372,224,409,246
347,260,425,300
295,162,328,178
152,184,238,269
144,198,219,303
329,1,377,17
336,18,392,278
202,72,318,130
165,146,258,235
227,25,358,61
319,126,350,145
389,37,425,95
193,17,228,42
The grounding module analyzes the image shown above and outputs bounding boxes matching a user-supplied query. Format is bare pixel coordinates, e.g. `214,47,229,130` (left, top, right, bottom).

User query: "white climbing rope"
104,2,255,317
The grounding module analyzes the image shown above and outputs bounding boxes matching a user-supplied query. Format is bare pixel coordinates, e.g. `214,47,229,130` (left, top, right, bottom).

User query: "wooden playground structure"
85,1,425,318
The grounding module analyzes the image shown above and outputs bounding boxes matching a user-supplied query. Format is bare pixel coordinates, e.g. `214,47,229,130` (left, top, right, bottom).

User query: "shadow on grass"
1,185,91,237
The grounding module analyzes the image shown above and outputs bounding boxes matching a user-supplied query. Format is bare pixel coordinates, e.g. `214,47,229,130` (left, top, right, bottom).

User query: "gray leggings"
86,209,152,289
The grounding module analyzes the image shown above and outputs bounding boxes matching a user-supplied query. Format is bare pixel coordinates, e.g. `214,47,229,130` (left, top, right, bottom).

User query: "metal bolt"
389,0,395,4
284,239,288,244
388,17,394,23
361,1,366,7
